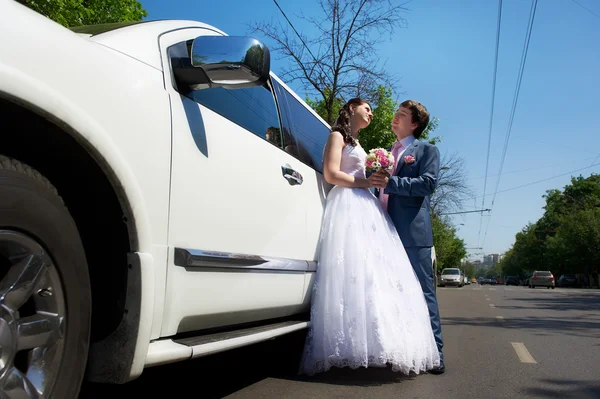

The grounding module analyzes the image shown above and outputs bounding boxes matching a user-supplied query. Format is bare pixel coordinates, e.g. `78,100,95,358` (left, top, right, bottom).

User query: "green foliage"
499,174,600,280
358,86,397,151
306,85,441,150
19,0,147,27
462,261,475,279
432,217,466,271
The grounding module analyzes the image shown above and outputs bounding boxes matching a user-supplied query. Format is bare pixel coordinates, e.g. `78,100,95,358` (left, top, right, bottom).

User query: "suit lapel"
394,139,420,176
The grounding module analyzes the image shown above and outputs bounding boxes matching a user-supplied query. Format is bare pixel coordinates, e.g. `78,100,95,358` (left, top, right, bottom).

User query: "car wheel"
0,156,91,398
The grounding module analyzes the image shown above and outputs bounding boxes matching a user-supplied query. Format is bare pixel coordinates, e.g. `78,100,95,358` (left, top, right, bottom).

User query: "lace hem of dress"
300,354,435,376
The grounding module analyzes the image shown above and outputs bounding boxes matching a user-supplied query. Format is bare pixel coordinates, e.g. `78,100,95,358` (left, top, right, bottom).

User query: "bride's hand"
368,171,389,188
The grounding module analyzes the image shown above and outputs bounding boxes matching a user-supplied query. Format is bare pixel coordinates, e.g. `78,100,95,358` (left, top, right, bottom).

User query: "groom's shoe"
429,361,445,375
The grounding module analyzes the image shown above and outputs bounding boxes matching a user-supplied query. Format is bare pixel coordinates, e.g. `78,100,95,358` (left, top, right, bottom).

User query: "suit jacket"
375,139,440,247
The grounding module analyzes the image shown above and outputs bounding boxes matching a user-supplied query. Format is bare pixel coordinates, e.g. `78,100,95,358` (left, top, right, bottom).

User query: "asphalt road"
79,285,600,399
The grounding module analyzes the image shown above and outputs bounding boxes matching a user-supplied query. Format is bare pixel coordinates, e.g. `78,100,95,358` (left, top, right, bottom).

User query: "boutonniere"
404,155,416,164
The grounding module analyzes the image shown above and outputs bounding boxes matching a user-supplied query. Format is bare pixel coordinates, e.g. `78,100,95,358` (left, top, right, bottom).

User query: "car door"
158,28,310,336
270,76,333,305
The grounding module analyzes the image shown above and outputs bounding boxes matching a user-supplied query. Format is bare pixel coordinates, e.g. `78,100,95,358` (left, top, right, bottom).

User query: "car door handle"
281,165,303,186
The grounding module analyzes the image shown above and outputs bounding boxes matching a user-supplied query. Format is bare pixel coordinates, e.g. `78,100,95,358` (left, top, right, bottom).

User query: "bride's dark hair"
331,97,369,147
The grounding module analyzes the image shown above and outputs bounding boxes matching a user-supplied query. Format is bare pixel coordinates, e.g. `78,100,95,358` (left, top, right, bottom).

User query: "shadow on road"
290,366,415,387
79,329,422,398
79,331,308,398
521,378,600,399
503,291,600,312
441,315,600,339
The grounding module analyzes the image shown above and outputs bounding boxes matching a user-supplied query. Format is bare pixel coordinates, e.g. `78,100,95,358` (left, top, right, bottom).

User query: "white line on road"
489,304,495,308
486,298,491,301
489,288,497,291
511,342,537,364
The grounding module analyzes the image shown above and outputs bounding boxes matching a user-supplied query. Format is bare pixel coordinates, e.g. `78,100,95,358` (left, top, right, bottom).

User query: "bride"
299,98,440,375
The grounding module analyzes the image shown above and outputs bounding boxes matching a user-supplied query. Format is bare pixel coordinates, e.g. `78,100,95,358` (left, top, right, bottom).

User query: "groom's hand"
368,170,389,188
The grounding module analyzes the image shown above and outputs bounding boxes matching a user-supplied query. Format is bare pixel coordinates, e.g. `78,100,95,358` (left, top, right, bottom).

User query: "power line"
272,0,335,91
472,161,600,200
571,0,600,19
482,0,538,249
469,156,599,180
477,0,503,248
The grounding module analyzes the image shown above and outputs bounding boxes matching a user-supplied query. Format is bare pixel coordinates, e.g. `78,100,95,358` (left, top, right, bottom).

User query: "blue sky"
140,0,600,260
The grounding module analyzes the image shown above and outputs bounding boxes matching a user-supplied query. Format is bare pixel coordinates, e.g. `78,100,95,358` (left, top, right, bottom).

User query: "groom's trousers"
405,246,444,362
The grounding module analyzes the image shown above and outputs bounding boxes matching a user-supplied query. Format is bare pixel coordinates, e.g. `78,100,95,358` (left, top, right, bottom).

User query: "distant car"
529,271,555,289
505,276,520,286
471,278,477,283
558,274,578,287
439,268,463,287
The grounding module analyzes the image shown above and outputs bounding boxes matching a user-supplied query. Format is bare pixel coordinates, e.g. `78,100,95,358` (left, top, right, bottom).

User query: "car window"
537,271,552,276
192,85,282,147
442,269,460,275
168,41,283,148
272,79,329,173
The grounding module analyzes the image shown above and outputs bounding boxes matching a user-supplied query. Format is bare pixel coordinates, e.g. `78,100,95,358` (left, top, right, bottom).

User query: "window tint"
536,271,552,276
272,80,329,173
168,41,282,148
442,269,460,275
192,86,282,146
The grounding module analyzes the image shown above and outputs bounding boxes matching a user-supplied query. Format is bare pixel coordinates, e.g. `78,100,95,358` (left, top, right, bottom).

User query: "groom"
373,100,445,374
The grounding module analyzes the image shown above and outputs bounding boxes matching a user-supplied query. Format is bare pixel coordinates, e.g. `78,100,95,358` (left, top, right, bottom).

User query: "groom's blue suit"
375,138,444,362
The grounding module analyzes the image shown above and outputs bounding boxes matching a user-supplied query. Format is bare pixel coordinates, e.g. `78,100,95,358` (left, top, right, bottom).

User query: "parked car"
439,268,463,287
558,274,578,287
1,2,342,396
505,276,520,286
529,271,556,289
481,277,497,285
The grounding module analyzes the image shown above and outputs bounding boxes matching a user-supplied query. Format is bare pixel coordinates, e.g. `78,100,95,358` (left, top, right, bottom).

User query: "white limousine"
0,1,334,397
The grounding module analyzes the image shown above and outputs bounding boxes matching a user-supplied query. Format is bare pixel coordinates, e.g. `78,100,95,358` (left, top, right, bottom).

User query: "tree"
358,85,398,151
18,0,147,27
250,0,408,124
463,261,475,279
431,152,474,217
501,173,600,280
432,217,466,271
307,84,441,146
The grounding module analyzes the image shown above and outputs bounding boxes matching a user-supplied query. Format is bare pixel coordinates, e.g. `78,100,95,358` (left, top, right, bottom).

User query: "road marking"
505,288,514,291
486,298,491,301
496,316,505,321
511,342,537,364
489,304,495,308
489,288,497,291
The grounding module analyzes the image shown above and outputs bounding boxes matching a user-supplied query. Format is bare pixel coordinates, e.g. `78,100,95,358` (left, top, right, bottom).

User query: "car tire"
0,156,91,398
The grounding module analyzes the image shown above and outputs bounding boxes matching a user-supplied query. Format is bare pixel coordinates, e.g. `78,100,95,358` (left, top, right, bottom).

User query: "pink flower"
404,155,416,164
380,158,390,168
376,149,385,157
366,160,373,168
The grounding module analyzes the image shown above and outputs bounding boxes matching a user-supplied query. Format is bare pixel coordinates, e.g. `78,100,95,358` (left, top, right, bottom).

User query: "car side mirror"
172,36,270,91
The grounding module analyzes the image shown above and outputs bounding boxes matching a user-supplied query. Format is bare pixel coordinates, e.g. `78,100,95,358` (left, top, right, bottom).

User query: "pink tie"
379,141,403,211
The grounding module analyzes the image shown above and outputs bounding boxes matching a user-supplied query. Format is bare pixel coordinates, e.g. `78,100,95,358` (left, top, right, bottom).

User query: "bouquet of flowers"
365,148,395,173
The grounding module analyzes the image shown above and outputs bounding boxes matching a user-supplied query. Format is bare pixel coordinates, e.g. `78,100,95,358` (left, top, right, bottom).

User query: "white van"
0,2,333,396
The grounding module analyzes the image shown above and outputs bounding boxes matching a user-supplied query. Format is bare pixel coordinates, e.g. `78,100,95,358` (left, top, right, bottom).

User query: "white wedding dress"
299,143,440,375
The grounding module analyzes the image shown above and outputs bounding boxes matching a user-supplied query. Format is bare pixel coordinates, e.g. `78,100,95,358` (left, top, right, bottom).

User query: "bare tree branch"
248,0,409,124
431,152,475,217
